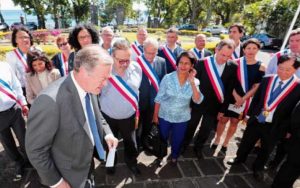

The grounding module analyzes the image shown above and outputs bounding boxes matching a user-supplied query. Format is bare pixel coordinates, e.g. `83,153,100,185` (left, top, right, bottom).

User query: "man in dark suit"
182,39,239,156
136,38,167,150
229,23,245,59
228,54,300,181
190,34,213,60
272,100,300,188
26,45,118,188
158,27,184,73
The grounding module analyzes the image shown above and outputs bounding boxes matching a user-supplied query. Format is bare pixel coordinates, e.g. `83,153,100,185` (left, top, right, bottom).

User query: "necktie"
268,81,283,105
85,94,106,160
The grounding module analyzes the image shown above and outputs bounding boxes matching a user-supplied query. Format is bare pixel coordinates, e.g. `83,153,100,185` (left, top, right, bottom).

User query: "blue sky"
1,0,21,10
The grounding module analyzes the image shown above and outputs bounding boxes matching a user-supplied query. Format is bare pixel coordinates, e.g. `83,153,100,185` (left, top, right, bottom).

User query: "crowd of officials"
0,23,300,188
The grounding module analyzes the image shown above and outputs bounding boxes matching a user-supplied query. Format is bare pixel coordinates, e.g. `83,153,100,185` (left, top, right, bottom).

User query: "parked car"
25,22,38,30
202,25,228,35
178,24,198,31
250,33,283,49
10,22,23,30
0,22,9,31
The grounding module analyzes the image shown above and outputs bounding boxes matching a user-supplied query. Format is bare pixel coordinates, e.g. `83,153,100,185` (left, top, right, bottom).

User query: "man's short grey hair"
143,38,159,50
216,39,235,51
137,26,148,34
195,34,207,40
101,26,114,35
112,38,130,56
73,44,113,72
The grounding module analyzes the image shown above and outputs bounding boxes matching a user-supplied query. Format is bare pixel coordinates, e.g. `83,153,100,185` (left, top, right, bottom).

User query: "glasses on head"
58,42,68,48
114,57,130,64
78,35,91,41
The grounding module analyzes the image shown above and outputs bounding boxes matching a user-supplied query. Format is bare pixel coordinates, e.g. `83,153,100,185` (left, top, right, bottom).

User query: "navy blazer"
157,45,184,73
192,57,240,116
138,56,167,111
247,75,300,138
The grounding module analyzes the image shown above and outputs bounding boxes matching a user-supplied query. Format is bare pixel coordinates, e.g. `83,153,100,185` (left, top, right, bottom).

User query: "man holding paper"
26,45,118,188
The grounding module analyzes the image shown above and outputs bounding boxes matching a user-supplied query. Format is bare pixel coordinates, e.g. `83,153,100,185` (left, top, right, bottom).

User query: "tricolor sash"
59,53,68,76
264,75,298,113
192,48,202,60
162,46,177,71
131,41,143,57
14,48,28,72
237,57,249,93
0,78,23,106
109,75,139,121
203,56,225,103
136,55,160,92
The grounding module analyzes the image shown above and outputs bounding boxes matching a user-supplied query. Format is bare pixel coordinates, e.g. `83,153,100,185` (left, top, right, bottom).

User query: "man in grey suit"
25,45,118,188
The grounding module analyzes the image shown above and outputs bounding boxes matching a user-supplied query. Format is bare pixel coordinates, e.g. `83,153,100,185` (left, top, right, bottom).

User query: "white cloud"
0,0,21,10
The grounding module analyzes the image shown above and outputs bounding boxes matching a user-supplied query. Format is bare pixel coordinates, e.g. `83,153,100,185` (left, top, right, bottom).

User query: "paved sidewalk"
3,122,300,188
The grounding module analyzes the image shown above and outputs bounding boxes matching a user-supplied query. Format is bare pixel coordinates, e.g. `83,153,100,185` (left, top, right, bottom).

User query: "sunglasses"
58,42,68,48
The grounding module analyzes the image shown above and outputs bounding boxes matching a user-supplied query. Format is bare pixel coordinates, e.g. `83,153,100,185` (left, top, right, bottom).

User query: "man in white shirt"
26,45,118,188
229,23,245,59
100,26,114,55
130,26,148,61
190,34,212,60
0,62,29,181
266,28,300,77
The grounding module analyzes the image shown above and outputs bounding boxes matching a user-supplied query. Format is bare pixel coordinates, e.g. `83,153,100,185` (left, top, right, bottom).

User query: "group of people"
0,22,300,188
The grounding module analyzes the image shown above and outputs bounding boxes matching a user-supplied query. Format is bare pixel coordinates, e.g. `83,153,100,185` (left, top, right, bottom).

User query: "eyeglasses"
114,57,130,64
58,42,68,48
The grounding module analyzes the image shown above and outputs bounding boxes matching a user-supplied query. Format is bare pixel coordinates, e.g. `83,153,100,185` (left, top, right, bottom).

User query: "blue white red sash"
131,41,143,57
275,49,290,60
264,75,298,113
192,48,202,60
237,57,249,93
0,78,23,106
14,48,28,72
237,57,251,115
108,75,139,117
59,53,68,76
162,46,177,70
136,55,160,92
203,56,225,103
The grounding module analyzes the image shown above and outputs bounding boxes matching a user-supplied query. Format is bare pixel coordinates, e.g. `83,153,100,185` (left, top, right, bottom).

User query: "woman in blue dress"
153,51,203,165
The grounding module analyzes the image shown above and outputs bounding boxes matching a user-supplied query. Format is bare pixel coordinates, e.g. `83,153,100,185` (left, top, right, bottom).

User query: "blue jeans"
158,118,188,159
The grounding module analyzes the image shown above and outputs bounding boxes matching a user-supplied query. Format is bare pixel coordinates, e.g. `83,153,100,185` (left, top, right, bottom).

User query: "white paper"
228,103,245,114
105,148,116,167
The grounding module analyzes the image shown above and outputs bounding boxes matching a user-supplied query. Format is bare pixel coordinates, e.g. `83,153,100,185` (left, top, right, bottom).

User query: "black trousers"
102,112,138,167
136,107,154,149
183,107,217,150
272,161,300,188
235,118,279,171
0,106,27,164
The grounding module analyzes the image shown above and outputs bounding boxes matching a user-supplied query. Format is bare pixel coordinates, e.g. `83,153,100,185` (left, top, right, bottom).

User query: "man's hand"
22,105,29,117
105,136,118,151
55,180,71,188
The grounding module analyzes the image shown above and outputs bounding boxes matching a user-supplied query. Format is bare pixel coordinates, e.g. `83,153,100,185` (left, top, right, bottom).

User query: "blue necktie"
138,45,143,53
85,94,106,160
268,81,283,105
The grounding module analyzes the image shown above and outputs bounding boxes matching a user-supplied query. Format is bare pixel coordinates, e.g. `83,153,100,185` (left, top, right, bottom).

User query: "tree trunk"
116,5,125,25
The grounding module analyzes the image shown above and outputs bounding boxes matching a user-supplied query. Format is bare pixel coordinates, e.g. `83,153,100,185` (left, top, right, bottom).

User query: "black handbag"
144,123,167,158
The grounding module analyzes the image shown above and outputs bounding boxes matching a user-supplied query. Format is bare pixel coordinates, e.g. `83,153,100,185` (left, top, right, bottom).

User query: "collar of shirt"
275,75,295,88
213,55,226,76
166,44,178,53
235,43,241,57
71,71,87,101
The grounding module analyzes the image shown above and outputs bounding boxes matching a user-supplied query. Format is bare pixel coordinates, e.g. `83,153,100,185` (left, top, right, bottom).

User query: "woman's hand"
188,68,197,83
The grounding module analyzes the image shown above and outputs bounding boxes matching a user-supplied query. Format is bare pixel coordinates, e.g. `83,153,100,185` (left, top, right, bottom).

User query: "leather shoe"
13,163,24,181
227,159,243,165
211,144,218,150
194,148,203,159
253,170,264,181
106,167,116,175
128,165,141,176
